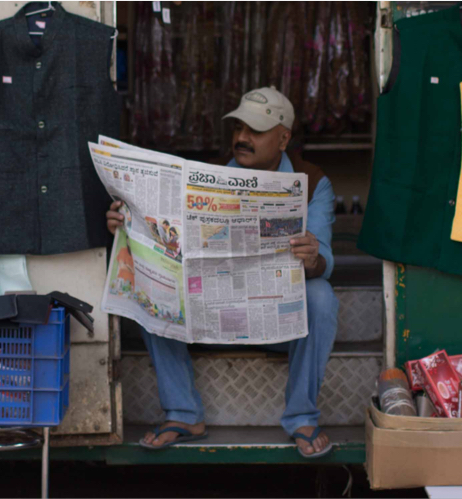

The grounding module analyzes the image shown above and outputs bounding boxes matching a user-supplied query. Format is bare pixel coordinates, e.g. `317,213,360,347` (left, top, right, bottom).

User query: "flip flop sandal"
139,426,208,450
292,427,333,459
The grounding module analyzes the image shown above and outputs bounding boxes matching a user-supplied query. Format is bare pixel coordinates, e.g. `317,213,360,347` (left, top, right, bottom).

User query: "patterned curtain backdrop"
131,1,373,152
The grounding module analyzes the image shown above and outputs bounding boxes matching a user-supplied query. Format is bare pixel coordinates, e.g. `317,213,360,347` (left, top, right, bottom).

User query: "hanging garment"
0,3,120,255
357,5,462,276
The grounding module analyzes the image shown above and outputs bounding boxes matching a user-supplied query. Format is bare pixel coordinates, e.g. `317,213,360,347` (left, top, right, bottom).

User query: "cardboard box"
366,404,462,489
406,354,462,391
416,351,461,418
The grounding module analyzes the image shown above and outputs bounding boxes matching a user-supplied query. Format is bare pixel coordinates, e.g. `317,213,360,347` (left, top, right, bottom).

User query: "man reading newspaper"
107,87,338,458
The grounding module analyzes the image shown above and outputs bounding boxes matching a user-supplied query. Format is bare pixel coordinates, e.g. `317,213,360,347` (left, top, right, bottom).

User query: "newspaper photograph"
89,137,309,344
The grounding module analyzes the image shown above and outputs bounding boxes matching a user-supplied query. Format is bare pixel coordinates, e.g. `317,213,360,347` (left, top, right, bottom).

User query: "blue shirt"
227,152,335,279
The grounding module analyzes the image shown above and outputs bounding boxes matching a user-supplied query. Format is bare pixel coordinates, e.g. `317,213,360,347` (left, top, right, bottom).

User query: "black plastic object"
13,295,53,324
0,293,94,333
48,291,93,314
0,427,43,452
47,292,94,333
335,195,347,215
350,196,363,215
0,295,17,320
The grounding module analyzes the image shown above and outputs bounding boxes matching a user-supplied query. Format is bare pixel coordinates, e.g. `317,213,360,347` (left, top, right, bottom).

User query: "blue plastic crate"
0,381,69,426
0,307,70,427
0,349,70,391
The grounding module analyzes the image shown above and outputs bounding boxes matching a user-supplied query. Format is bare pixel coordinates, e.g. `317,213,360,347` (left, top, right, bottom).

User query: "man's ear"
279,128,292,151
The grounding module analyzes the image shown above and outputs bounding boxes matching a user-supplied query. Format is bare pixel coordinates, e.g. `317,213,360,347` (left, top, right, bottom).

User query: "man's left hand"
290,231,326,279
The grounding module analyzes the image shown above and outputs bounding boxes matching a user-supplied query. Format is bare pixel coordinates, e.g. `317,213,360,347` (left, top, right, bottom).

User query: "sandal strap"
154,426,192,438
292,427,322,444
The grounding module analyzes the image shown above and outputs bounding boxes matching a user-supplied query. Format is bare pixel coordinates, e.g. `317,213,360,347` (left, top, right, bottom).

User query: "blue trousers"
140,278,338,436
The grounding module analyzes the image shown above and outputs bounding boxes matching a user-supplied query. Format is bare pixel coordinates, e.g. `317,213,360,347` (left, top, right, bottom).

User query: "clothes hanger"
26,1,55,36
25,1,55,17
24,2,115,40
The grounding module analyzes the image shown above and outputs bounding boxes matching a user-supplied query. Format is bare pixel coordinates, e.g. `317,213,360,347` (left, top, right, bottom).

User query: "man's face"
232,120,291,171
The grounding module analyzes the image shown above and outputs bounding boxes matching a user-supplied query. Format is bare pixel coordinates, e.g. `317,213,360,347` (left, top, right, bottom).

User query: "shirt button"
41,186,48,194
449,199,456,206
36,61,42,69
38,121,45,129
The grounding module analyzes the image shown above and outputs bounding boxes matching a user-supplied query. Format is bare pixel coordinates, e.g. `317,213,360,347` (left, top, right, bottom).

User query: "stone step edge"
122,340,383,360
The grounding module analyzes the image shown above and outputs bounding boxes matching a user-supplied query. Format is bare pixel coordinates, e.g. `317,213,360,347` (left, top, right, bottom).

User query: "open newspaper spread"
89,137,309,344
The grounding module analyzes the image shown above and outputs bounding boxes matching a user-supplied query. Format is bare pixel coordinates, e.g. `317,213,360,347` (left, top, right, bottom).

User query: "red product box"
450,354,462,378
405,360,425,391
415,350,461,418
406,354,462,391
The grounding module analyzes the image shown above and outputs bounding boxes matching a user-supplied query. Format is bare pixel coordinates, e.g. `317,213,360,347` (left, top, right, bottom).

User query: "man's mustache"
234,142,255,153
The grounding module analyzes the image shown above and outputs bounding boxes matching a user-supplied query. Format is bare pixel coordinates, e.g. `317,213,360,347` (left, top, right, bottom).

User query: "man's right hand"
106,200,124,235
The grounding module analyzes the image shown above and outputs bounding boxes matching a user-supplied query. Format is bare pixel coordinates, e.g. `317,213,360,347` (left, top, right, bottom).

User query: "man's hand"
290,231,326,279
106,200,124,235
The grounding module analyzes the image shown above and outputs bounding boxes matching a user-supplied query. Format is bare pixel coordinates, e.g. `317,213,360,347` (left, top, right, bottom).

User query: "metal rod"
41,427,50,499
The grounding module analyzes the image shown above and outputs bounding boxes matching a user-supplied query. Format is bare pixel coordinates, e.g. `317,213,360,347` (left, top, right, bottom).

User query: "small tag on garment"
2,76,12,84
36,20,46,29
430,77,439,84
152,1,161,12
162,8,171,24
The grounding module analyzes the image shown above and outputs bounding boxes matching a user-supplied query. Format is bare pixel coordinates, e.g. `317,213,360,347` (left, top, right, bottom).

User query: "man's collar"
227,151,294,173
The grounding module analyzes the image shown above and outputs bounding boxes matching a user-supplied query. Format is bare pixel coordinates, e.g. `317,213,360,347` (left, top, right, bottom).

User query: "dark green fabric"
358,5,462,275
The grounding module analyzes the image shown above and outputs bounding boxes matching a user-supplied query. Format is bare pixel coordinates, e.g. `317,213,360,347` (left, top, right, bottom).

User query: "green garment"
358,5,462,275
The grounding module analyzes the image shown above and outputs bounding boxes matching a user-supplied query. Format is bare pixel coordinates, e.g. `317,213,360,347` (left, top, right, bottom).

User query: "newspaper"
89,137,309,344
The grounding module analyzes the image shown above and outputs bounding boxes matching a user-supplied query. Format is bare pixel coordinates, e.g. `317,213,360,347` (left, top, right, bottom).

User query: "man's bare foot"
294,426,330,456
142,421,206,448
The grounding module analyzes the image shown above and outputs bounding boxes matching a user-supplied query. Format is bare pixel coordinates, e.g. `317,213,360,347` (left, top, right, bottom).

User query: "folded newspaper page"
89,136,309,344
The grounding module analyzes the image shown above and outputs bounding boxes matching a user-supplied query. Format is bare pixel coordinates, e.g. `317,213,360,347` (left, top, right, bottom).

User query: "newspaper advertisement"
89,139,187,342
89,137,309,344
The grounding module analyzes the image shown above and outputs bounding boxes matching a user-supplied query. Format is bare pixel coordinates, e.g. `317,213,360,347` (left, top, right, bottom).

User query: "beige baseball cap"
222,86,295,132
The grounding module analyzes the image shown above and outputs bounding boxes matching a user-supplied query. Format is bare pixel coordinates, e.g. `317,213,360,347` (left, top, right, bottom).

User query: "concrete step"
120,342,382,428
120,284,383,427
335,286,382,342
